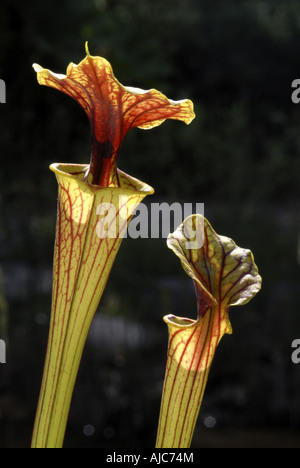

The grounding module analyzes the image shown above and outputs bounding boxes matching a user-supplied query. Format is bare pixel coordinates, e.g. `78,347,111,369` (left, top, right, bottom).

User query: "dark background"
0,0,300,448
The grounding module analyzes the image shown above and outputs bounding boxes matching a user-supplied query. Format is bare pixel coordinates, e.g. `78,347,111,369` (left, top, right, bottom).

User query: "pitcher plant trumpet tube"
156,215,262,448
31,45,195,448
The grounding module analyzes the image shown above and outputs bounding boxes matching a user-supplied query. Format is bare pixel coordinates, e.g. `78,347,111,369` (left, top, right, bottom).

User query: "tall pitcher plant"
31,44,195,448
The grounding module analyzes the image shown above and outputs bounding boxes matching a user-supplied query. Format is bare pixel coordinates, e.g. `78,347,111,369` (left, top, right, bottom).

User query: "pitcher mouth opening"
50,162,155,196
163,314,197,328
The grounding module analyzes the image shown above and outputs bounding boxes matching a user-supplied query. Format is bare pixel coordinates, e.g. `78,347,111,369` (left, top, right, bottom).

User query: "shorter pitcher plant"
156,215,261,447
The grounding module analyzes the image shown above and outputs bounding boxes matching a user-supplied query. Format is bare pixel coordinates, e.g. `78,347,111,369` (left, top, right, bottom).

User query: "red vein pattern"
156,215,261,448
31,164,154,448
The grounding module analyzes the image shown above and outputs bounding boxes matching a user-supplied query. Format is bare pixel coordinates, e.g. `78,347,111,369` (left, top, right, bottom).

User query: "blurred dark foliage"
0,0,300,448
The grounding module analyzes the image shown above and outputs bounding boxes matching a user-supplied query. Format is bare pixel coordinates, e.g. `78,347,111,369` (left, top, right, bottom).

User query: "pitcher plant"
156,214,262,448
31,43,195,448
